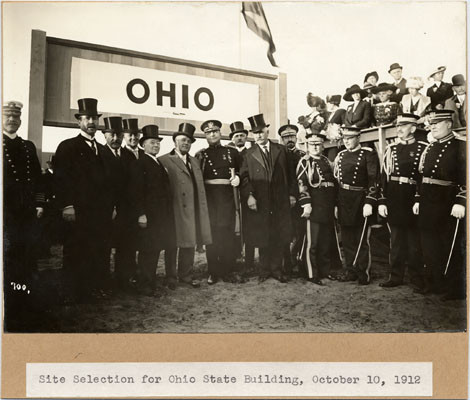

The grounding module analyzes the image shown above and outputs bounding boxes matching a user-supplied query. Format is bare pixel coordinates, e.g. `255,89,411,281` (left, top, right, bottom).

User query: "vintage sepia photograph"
2,0,467,334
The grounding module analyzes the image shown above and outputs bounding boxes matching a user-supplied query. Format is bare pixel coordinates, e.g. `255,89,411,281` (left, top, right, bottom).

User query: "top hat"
278,121,299,137
406,76,424,90
201,120,222,134
452,74,466,86
343,84,368,102
229,121,248,138
74,98,102,119
248,114,270,133
429,66,446,79
388,63,403,73
326,95,342,106
3,100,23,115
102,116,124,134
123,118,141,135
341,125,362,137
426,109,454,124
173,122,196,142
139,125,163,146
396,113,420,126
371,82,397,94
364,71,379,83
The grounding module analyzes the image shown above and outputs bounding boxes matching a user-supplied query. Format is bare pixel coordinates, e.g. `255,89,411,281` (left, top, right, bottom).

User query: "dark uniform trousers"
259,213,284,278
388,225,422,284
306,221,333,279
341,223,371,279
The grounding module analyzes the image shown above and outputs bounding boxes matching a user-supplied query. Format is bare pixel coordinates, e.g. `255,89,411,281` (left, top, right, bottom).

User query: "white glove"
378,204,388,218
301,204,312,219
412,202,420,215
230,175,240,187
138,214,148,228
247,194,257,211
363,204,373,218
36,207,44,218
451,204,465,219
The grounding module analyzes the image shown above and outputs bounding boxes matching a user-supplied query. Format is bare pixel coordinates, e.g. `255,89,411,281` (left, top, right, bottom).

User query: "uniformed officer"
378,113,426,288
279,122,305,275
297,132,337,285
3,100,44,330
195,120,242,284
334,126,380,284
414,110,466,300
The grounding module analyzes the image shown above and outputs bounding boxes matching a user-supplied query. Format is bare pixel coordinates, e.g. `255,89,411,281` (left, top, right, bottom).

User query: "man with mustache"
54,98,109,303
3,100,44,330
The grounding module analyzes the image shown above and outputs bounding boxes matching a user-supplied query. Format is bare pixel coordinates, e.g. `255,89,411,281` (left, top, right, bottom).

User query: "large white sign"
70,58,259,124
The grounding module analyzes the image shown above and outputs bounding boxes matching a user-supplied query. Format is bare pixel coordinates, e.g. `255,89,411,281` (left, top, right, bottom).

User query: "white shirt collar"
434,81,442,88
175,149,188,162
3,131,17,139
80,131,95,141
457,94,466,103
145,152,160,163
258,140,270,151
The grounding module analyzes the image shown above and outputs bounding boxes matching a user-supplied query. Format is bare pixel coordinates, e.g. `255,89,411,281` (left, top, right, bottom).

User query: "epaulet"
454,134,467,142
361,146,373,151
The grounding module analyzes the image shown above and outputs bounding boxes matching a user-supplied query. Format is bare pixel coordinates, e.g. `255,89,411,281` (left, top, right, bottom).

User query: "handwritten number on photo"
10,282,30,294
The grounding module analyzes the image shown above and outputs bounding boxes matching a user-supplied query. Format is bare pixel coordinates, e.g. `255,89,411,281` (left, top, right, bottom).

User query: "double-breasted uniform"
334,146,380,283
378,138,427,285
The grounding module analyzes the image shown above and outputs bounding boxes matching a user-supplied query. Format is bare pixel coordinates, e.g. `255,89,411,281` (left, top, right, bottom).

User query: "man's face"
390,68,402,81
352,92,362,102
104,131,124,149
2,111,21,134
432,71,444,82
396,123,416,140
143,138,161,156
343,134,360,150
367,76,378,86
175,135,192,154
205,129,221,146
252,127,269,146
307,139,324,157
78,115,99,136
124,132,140,148
430,119,452,140
378,90,392,103
232,132,247,148
454,85,466,96
280,132,297,150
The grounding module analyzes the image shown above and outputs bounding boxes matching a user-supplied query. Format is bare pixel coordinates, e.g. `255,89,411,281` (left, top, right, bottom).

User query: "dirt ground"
13,228,466,333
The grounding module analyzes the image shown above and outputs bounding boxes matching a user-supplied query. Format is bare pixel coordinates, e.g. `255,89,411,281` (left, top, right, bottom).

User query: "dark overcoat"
343,100,372,128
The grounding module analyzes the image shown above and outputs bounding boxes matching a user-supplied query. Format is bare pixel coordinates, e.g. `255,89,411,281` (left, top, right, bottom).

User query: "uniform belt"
204,178,231,185
316,182,335,188
340,183,365,191
390,176,417,185
422,177,455,186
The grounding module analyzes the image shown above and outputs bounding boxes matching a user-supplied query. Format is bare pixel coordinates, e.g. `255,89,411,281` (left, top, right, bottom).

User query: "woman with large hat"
298,93,328,138
371,82,399,126
400,77,431,125
342,84,372,129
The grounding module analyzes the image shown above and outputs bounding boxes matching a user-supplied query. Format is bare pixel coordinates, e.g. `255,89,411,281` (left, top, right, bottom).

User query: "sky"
2,0,467,156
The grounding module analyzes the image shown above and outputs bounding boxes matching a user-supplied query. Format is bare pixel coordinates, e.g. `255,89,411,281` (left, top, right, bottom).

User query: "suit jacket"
400,93,431,124
391,78,408,102
159,150,212,247
343,100,372,128
426,82,454,109
445,95,466,129
240,141,296,247
123,146,146,160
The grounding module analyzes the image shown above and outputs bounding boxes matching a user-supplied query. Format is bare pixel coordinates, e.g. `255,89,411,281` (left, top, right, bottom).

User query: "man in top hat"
278,122,305,276
195,120,242,284
100,116,137,293
227,121,250,153
426,66,454,110
129,125,174,296
378,113,427,288
342,84,372,129
371,82,399,126
297,131,338,285
388,63,408,102
413,109,466,300
334,126,380,284
445,74,467,129
122,118,145,159
158,123,212,289
3,100,45,330
54,98,109,303
240,113,297,283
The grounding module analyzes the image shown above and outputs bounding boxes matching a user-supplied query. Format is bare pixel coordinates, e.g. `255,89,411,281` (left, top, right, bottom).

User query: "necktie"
262,145,272,172
84,137,97,155
114,149,120,158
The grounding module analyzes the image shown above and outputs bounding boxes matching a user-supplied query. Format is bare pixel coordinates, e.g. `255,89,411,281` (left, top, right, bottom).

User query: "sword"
353,216,368,267
333,220,344,265
230,168,243,246
305,219,313,279
299,232,307,262
444,218,460,276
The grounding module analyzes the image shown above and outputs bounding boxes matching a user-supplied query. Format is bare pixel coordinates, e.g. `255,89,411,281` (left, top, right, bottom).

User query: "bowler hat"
429,66,446,79
123,118,141,134
451,74,466,86
364,71,379,83
229,121,248,138
248,114,270,133
74,98,102,119
102,116,124,134
341,125,361,137
371,82,397,94
139,125,162,146
201,120,222,133
326,95,342,106
173,122,196,143
388,63,403,73
278,121,299,137
343,84,368,102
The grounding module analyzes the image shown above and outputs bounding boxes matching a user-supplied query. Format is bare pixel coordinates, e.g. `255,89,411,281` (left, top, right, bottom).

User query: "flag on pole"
241,2,278,67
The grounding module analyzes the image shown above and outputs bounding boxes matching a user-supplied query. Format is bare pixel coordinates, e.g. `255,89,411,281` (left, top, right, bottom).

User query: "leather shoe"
274,275,288,283
338,272,358,282
379,280,402,288
307,278,324,286
167,281,177,291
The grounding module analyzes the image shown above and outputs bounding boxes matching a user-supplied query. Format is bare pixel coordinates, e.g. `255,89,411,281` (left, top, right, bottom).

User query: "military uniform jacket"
334,146,380,226
195,144,241,229
416,133,466,228
343,100,372,129
3,134,44,216
378,139,427,226
426,82,454,109
297,155,337,224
